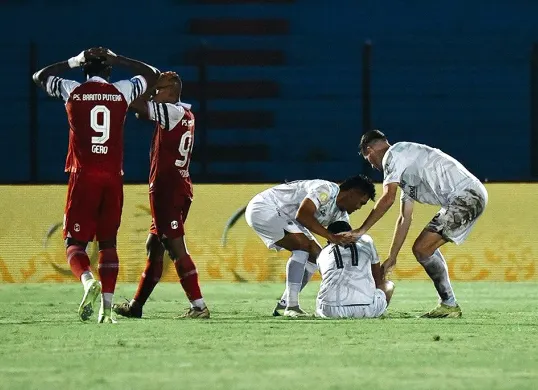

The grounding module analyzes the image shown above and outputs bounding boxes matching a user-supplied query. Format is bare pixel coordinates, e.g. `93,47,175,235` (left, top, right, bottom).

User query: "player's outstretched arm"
296,199,354,245
382,199,414,276
32,51,87,89
352,182,398,238
104,50,160,89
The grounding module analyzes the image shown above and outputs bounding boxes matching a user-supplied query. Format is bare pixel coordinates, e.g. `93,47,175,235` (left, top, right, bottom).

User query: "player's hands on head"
381,257,397,278
68,50,87,68
84,47,118,64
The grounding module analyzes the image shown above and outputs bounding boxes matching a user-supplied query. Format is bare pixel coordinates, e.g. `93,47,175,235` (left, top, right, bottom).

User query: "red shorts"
149,187,192,239
63,171,123,242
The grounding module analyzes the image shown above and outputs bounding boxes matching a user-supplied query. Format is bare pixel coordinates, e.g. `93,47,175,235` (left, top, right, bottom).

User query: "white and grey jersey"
147,101,191,131
317,235,379,306
45,75,147,104
259,179,350,228
382,142,483,207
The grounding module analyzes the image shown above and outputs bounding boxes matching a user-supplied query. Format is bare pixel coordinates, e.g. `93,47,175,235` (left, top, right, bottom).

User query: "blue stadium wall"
1,0,537,183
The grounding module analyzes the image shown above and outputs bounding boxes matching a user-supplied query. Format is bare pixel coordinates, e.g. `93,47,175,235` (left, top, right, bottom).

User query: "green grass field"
0,281,537,390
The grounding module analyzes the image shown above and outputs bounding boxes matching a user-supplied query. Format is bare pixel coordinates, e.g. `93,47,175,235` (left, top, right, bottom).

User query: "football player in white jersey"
316,221,394,319
351,130,488,318
245,175,376,317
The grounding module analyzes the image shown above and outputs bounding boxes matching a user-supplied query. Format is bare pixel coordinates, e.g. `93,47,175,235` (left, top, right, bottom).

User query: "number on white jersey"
333,244,359,269
175,131,194,168
90,105,111,144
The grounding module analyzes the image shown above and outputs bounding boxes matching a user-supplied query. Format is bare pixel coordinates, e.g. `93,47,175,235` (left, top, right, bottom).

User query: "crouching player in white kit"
351,130,488,318
245,175,376,317
316,221,394,318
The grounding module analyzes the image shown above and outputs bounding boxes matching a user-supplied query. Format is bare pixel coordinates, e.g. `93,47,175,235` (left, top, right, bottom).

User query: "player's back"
317,235,378,306
65,79,129,175
148,102,195,198
385,142,480,205
260,179,336,216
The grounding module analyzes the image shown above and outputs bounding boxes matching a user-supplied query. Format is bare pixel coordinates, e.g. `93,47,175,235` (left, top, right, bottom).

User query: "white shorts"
245,194,316,251
426,182,488,245
315,289,388,319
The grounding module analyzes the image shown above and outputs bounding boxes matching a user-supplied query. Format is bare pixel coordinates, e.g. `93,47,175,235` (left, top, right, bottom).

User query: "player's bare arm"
129,90,153,119
130,72,179,119
351,182,398,238
382,199,414,276
32,49,96,88
296,199,354,245
103,49,160,88
371,262,384,288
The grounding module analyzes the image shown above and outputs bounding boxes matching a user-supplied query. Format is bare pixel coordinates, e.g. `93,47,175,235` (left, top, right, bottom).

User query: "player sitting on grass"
349,130,488,318
316,221,394,319
113,72,209,319
245,175,376,317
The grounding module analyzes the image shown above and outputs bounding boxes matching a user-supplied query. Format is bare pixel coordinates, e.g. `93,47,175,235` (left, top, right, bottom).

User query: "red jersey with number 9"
148,101,194,198
45,75,147,174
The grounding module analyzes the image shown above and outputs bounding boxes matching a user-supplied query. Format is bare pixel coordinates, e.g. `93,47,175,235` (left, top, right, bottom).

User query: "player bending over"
113,72,209,319
316,221,394,319
245,175,376,317
350,130,488,318
33,47,159,323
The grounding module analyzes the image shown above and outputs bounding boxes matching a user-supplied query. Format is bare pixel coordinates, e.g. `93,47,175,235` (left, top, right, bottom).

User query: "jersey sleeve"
400,191,415,203
45,76,80,101
147,102,186,131
305,182,336,209
113,75,147,105
382,149,406,185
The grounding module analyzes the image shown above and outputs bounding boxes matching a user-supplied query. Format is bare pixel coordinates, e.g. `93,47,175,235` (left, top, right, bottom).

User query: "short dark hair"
339,174,376,201
83,57,112,79
359,129,387,155
327,221,352,235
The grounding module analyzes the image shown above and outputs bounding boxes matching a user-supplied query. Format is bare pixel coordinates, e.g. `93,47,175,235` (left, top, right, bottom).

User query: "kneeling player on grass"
316,221,394,319
113,72,208,319
245,175,376,317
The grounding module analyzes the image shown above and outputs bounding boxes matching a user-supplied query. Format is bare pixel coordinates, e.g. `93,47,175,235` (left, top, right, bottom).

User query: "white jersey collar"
381,144,396,169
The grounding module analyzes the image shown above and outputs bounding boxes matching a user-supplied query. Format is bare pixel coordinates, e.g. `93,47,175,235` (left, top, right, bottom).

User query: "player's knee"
98,239,116,250
382,280,395,305
162,236,187,262
146,234,163,259
412,241,434,261
65,237,87,249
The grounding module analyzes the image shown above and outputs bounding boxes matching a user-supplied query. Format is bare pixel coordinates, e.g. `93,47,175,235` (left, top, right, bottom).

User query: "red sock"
98,248,119,294
174,254,202,301
134,256,163,306
66,245,91,280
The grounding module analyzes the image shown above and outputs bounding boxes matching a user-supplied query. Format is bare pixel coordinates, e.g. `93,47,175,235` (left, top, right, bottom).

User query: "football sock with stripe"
98,248,119,309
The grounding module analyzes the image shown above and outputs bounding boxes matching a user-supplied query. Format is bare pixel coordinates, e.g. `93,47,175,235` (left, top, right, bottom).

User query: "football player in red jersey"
113,71,209,319
33,47,160,323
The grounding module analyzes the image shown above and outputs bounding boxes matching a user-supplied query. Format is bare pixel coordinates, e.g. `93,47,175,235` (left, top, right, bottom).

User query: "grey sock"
286,251,309,307
300,261,319,291
419,249,456,306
